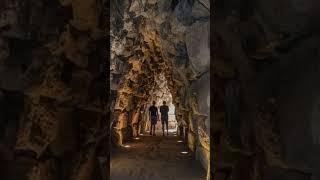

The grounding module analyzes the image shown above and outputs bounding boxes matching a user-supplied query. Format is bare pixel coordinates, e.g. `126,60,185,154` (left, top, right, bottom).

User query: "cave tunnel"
3,0,320,179
110,1,210,179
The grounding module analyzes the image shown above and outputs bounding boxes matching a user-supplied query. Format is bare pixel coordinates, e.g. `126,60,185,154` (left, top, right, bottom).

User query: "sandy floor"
110,131,206,180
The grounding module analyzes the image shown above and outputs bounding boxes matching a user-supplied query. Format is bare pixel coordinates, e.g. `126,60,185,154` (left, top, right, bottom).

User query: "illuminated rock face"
110,0,210,175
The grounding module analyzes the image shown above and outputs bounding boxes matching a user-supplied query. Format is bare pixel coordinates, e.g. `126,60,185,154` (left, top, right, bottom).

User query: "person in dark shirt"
160,101,169,136
149,101,158,136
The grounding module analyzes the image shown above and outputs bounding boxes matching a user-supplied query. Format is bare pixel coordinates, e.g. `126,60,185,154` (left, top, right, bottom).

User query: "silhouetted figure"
160,101,169,136
149,101,158,136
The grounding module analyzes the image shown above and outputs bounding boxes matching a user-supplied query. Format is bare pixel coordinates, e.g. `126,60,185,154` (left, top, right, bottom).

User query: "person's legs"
161,120,165,136
166,120,169,135
151,124,154,135
150,116,156,135
150,123,152,135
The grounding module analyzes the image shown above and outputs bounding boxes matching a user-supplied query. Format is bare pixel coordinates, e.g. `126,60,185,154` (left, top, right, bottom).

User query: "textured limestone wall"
0,0,107,179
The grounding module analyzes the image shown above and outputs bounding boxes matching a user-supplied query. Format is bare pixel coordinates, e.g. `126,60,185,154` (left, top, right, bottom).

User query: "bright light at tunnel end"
180,151,188,154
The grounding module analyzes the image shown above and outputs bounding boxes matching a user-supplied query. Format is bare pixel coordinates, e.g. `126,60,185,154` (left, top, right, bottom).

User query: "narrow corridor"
110,131,206,180
110,1,210,179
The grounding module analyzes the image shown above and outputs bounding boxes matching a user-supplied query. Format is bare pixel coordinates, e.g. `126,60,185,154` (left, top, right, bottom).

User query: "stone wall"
110,0,210,176
213,0,320,179
0,0,107,179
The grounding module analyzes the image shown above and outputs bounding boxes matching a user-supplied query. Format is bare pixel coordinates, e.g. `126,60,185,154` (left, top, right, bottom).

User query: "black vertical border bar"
210,0,215,179
103,0,111,179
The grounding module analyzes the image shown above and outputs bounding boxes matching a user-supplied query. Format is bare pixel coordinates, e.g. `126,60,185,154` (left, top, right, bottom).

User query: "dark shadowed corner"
0,0,108,179
213,0,320,179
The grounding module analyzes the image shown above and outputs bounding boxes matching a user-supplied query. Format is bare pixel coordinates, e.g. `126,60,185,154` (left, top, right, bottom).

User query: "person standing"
160,101,169,136
149,101,158,136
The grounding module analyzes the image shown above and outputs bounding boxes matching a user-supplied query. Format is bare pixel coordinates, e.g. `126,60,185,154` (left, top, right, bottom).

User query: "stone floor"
110,131,206,180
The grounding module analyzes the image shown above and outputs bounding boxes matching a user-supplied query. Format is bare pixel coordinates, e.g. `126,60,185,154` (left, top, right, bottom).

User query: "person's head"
152,101,156,105
163,101,166,105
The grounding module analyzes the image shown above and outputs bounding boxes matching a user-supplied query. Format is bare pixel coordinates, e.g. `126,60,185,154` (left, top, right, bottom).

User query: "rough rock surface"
0,0,107,179
110,0,210,177
214,0,320,179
